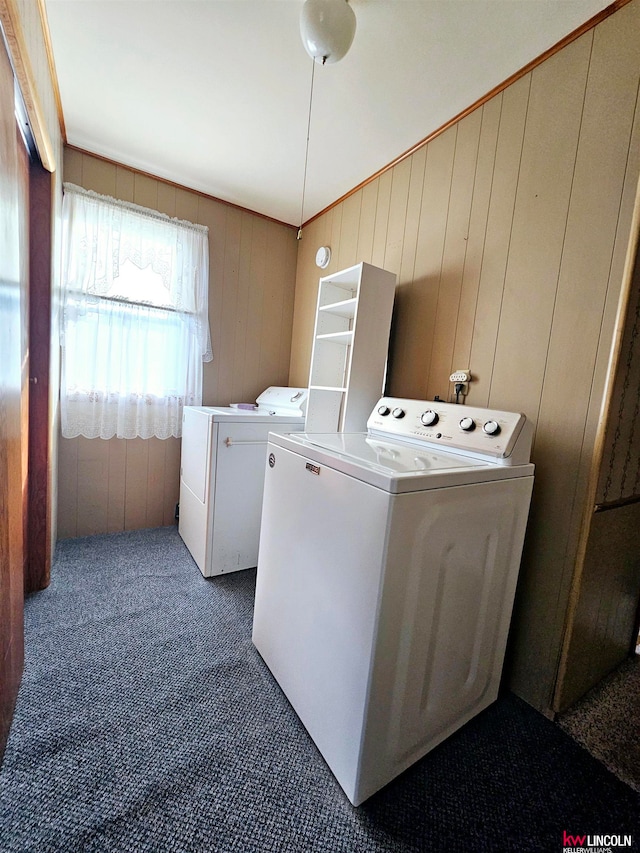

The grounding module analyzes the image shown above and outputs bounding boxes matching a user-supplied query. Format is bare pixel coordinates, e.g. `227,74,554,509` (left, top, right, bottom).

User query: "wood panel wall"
556,222,640,710
13,0,64,556
596,255,640,508
0,33,27,766
57,148,298,539
289,0,640,711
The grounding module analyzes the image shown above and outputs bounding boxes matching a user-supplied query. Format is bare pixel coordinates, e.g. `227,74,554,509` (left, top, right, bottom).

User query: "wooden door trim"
26,162,52,593
0,0,55,171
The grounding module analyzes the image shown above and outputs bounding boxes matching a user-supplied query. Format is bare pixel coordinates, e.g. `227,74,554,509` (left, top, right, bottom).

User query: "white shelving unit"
306,261,397,433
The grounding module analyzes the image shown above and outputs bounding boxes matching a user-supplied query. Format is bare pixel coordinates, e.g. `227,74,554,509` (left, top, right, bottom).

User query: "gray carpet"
1,526,638,853
558,656,640,793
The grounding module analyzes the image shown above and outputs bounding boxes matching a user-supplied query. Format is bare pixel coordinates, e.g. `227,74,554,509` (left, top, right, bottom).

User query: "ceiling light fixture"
297,1,357,240
300,0,357,65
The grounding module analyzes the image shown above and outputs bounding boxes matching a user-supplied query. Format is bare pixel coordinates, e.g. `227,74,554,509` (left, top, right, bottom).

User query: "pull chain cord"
297,57,317,240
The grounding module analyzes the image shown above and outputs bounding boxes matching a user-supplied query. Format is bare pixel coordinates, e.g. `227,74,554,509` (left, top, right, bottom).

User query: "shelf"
316,330,353,346
310,385,347,392
318,298,357,319
321,263,363,289
308,262,396,433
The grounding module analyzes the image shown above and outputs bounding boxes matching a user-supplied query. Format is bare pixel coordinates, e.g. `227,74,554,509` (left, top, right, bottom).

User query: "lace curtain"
60,183,212,440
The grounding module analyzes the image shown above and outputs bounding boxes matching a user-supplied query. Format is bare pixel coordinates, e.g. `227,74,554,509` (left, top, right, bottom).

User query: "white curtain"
60,183,212,440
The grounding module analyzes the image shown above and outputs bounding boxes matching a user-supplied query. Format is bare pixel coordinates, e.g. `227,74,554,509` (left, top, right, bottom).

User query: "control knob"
392,407,405,419
420,410,439,426
459,416,476,432
483,420,501,436
377,405,390,416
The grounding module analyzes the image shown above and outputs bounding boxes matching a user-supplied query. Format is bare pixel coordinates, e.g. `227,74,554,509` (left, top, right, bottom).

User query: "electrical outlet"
450,370,471,383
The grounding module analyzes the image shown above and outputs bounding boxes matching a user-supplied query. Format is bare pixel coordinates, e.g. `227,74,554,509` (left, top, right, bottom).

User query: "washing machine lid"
268,431,532,493
192,387,308,423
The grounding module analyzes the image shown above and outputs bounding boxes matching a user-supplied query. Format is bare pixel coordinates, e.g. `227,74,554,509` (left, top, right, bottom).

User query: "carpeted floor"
558,655,640,793
0,526,638,853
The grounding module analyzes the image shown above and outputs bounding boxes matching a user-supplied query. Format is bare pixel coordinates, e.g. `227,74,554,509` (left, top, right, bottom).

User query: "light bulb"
300,0,356,65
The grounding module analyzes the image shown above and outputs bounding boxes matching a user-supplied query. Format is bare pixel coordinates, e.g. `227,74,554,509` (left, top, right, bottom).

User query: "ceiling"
45,0,611,227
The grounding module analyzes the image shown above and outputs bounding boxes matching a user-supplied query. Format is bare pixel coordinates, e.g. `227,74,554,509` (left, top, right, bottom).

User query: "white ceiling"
45,0,611,226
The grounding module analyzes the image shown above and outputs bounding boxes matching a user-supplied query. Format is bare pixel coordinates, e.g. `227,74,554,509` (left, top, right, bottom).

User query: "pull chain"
298,58,316,240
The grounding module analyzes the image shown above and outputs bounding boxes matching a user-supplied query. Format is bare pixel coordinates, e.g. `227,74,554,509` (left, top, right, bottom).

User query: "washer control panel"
367,397,532,464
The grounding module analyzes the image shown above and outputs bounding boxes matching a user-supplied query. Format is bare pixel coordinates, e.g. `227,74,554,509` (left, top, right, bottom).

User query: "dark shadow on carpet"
0,526,638,853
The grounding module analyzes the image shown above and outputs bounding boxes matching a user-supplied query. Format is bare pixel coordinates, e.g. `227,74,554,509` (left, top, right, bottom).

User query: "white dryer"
252,396,534,806
178,387,307,577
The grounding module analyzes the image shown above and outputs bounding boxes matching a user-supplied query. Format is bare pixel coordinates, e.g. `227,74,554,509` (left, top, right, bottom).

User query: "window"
60,183,212,439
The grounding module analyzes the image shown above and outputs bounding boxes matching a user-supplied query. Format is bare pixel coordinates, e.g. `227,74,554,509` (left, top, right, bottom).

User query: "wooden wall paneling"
594,550,618,660
499,37,593,710
174,185,199,224
56,437,78,539
555,105,640,710
518,12,640,703
82,154,116,196
601,269,640,502
145,438,165,528
156,181,176,218
488,36,591,419
564,551,602,696
63,146,82,184
388,126,455,399
426,110,482,399
124,438,148,530
217,207,243,405
288,216,325,388
379,158,413,396
75,436,109,536
581,6,640,506
383,156,412,278
231,212,254,402
468,82,529,407
162,437,180,525
329,204,344,273
336,190,361,272
386,149,425,398
198,195,227,404
370,169,392,272
243,216,268,400
277,226,298,388
600,269,640,503
106,436,126,533
450,99,502,380
133,172,158,211
259,223,290,392
356,179,379,264
558,502,640,708
398,147,427,292
115,164,134,203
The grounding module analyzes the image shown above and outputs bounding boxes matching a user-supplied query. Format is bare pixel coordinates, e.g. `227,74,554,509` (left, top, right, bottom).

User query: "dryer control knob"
421,410,439,426
392,407,405,419
377,405,390,416
483,420,501,436
459,416,476,432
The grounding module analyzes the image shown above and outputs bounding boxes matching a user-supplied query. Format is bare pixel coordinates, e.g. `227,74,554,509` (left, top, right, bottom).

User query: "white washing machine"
252,396,535,806
178,387,307,577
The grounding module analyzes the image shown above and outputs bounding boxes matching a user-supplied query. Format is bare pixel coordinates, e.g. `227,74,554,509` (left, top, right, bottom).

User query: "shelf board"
316,330,353,345
309,385,347,393
318,297,357,319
